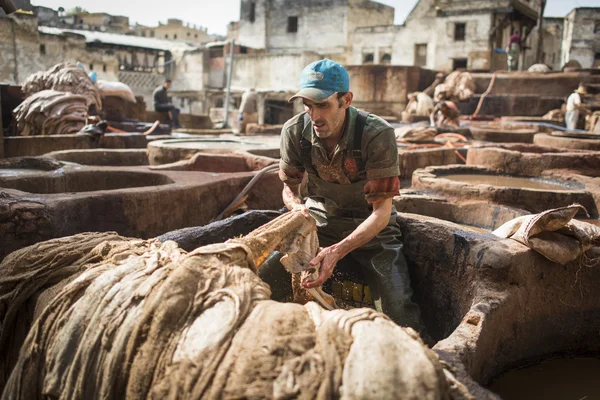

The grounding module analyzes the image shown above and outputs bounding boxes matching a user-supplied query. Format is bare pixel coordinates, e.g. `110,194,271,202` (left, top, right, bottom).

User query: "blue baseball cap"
288,59,350,103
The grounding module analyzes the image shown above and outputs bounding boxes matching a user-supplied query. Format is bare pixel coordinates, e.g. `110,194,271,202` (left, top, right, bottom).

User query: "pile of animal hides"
13,90,88,136
21,63,102,109
0,213,449,399
14,63,101,136
434,71,475,102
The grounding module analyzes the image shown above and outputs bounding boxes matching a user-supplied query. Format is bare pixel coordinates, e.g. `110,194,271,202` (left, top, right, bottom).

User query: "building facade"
237,0,394,61
561,8,600,69
133,19,211,43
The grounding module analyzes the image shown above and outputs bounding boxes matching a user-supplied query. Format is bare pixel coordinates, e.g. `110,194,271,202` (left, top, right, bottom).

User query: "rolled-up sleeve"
364,176,400,204
363,127,400,181
279,125,305,185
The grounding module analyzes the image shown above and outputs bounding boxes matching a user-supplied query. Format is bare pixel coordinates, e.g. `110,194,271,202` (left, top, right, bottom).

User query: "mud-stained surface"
0,169,49,177
488,357,600,400
442,174,573,191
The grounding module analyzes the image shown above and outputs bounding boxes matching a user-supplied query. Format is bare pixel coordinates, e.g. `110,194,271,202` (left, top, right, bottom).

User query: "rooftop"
39,26,200,51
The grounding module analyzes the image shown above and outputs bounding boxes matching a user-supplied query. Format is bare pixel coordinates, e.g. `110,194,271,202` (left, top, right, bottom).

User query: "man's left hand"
302,245,342,288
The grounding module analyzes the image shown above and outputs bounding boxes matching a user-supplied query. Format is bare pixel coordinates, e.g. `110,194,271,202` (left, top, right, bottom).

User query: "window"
141,30,146,37
381,53,392,64
363,53,374,64
414,44,427,67
39,44,46,55
195,34,198,38
287,16,298,33
150,30,155,37
165,34,169,38
187,32,190,36
174,34,178,39
103,64,107,72
249,2,256,23
454,23,466,41
89,64,94,71
453,58,468,70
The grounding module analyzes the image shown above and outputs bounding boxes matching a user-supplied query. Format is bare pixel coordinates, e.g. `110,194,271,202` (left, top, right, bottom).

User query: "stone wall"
0,14,120,85
561,8,600,69
523,17,564,71
347,65,436,117
231,51,320,91
237,0,393,62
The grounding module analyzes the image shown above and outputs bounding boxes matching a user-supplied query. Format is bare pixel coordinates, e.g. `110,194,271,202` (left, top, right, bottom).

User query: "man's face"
303,92,351,139
164,81,172,89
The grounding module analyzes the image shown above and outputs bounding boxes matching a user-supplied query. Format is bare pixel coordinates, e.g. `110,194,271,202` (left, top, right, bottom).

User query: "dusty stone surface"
245,123,284,135
412,165,597,217
534,133,600,150
398,147,466,182
147,137,280,165
4,133,154,158
0,192,53,260
398,212,600,398
149,151,277,173
468,126,537,143
0,157,63,171
44,149,150,166
394,193,528,231
0,165,283,259
467,144,600,177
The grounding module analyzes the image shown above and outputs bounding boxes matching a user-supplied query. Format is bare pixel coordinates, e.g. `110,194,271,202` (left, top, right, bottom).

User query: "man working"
565,85,588,131
153,79,181,129
430,101,460,127
238,88,258,134
278,59,422,330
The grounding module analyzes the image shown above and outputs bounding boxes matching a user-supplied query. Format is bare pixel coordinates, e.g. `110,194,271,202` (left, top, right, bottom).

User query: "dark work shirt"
153,86,169,107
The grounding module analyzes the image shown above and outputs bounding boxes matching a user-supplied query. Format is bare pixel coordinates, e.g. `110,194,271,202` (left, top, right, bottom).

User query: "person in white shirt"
565,85,588,131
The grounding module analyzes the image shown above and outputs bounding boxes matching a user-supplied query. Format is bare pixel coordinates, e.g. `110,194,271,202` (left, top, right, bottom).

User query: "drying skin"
434,71,475,102
13,90,88,136
0,213,449,400
21,63,102,110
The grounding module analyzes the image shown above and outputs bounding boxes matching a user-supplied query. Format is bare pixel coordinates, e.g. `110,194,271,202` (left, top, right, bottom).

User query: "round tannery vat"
412,165,597,216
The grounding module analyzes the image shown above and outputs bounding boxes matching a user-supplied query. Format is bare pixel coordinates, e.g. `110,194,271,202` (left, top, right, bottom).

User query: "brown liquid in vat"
442,174,569,191
488,358,600,400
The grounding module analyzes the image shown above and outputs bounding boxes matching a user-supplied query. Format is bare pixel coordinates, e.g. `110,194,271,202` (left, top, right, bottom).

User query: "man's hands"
303,245,343,289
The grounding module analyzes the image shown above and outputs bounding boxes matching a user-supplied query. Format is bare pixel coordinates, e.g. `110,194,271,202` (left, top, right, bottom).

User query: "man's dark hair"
336,92,348,108
165,79,172,83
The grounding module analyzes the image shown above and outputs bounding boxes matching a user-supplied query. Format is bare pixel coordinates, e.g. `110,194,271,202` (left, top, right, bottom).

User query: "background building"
561,8,600,69
133,19,211,43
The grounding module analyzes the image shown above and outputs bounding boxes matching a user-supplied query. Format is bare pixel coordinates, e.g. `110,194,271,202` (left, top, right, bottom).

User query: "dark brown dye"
442,174,569,191
488,357,600,400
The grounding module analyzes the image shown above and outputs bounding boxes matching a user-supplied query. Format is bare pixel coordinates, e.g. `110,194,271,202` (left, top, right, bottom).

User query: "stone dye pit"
147,137,281,165
467,126,538,143
0,158,284,260
535,132,600,151
44,149,150,166
467,144,600,177
412,165,597,217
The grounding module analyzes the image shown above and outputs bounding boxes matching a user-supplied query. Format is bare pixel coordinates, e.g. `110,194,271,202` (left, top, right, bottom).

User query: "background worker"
278,59,423,331
153,79,181,129
238,88,258,134
430,101,460,127
506,29,522,71
566,85,588,131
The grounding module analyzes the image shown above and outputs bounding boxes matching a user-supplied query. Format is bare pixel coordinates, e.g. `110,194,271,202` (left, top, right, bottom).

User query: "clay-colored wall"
346,65,436,116
231,51,320,91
